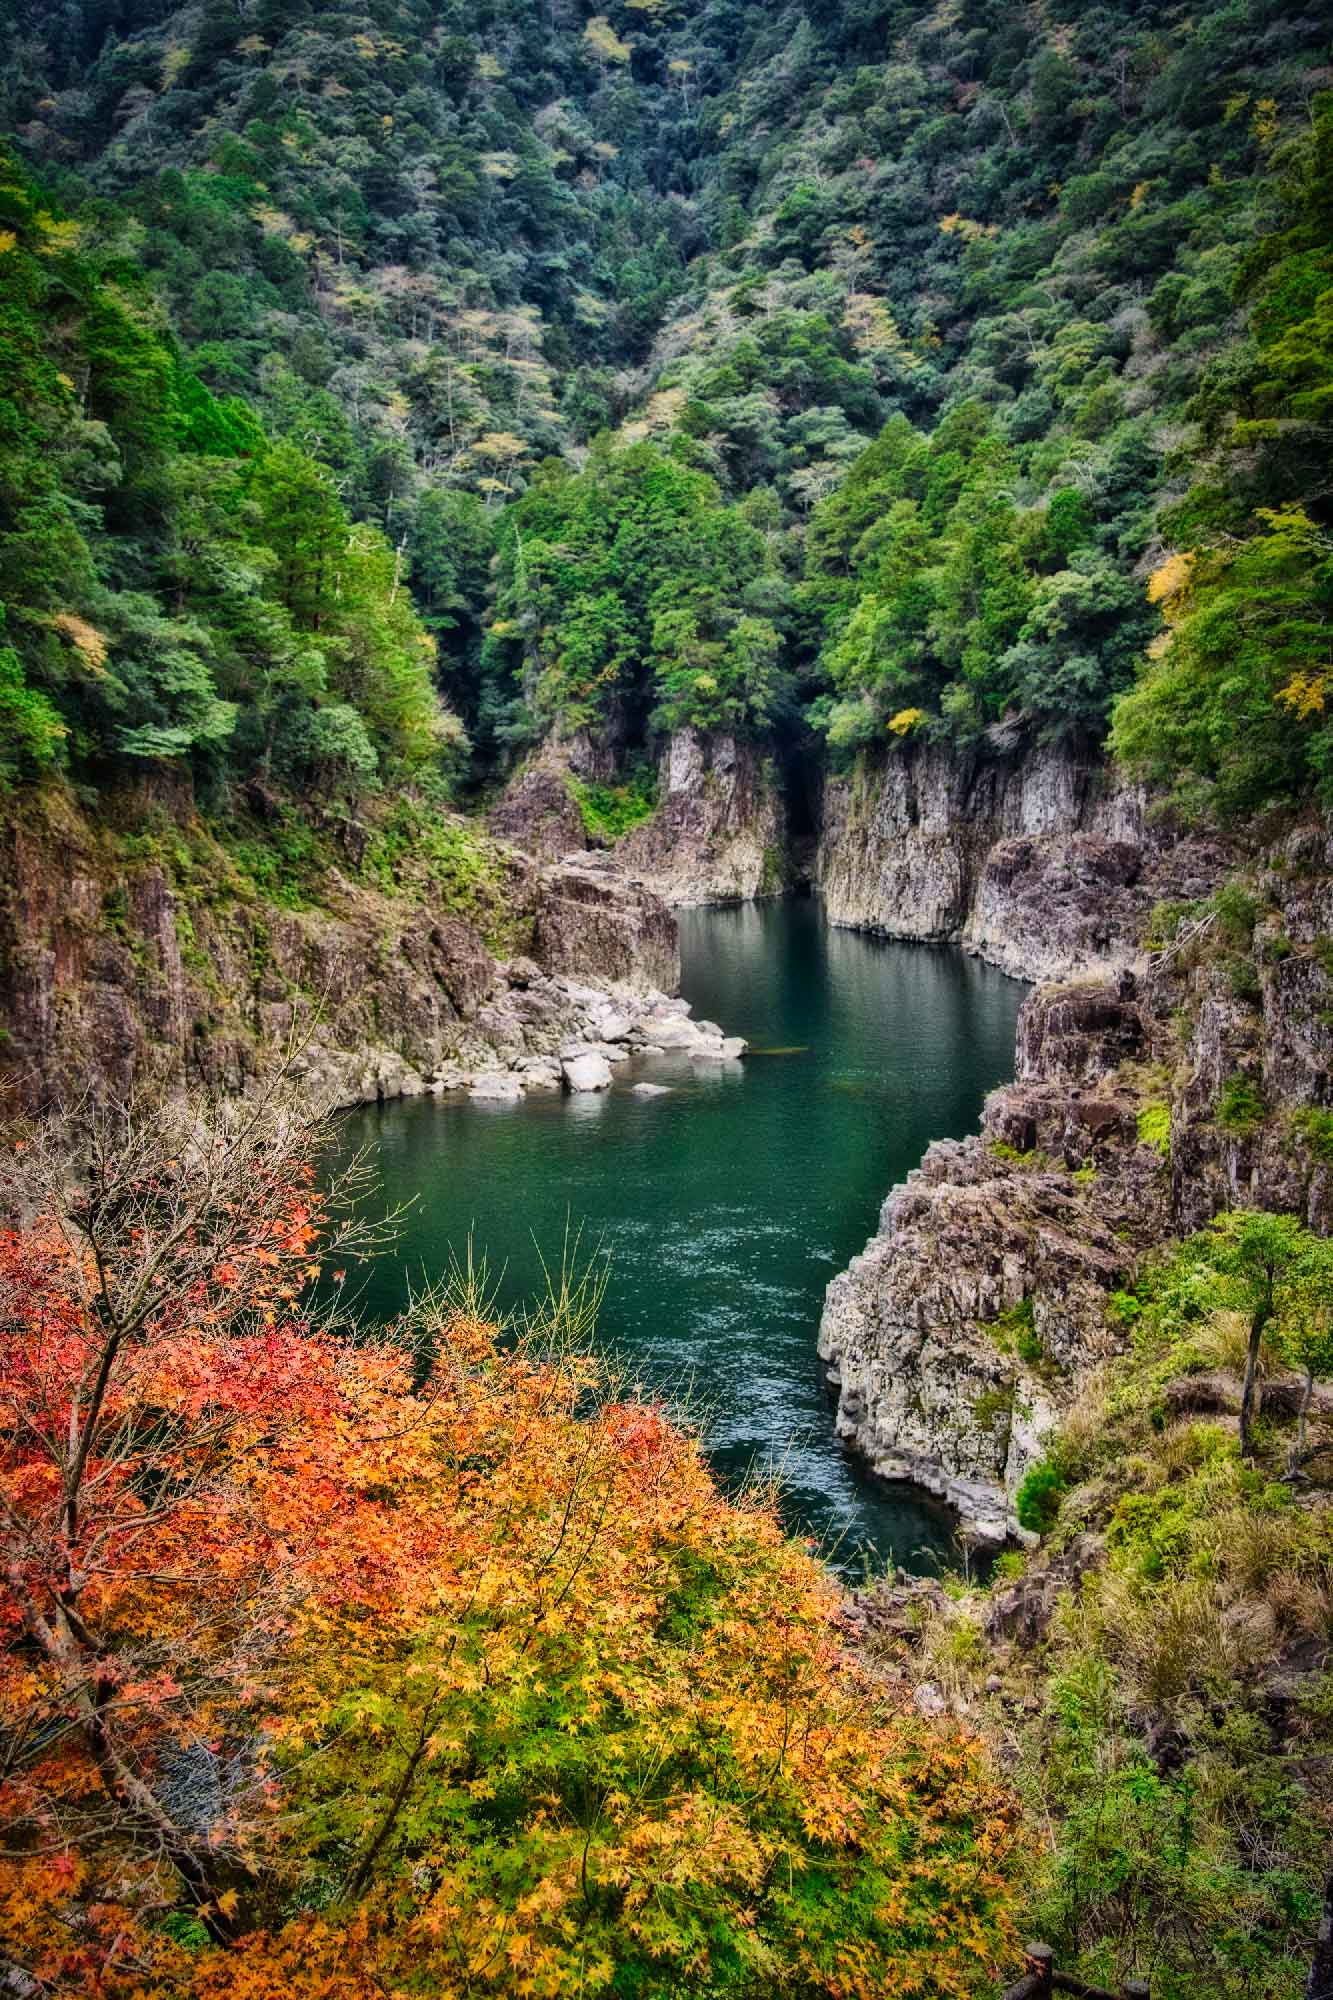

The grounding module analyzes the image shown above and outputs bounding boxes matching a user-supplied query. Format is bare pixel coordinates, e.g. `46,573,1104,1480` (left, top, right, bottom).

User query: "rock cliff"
819,830,1333,1543
491,728,787,905
819,976,1170,1543
817,738,1225,982
0,788,681,1114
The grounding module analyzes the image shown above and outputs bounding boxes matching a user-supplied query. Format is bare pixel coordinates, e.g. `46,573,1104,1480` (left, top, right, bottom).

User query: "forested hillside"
0,0,1329,802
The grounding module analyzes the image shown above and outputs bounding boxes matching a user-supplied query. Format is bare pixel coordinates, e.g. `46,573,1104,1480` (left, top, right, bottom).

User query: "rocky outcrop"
812,734,1252,1541
487,739,590,863
491,729,787,906
818,738,1227,982
819,976,1171,1543
821,831,1333,1541
0,792,694,1113
531,857,678,989
615,731,786,905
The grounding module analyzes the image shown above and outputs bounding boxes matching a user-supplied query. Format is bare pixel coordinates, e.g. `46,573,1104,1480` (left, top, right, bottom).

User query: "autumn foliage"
0,1091,1018,1997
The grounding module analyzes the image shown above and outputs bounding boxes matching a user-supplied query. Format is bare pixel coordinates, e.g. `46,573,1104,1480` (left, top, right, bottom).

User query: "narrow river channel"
337,897,1025,1577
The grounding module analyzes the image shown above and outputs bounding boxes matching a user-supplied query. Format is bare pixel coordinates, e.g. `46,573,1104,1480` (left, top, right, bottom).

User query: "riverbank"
0,785,705,1114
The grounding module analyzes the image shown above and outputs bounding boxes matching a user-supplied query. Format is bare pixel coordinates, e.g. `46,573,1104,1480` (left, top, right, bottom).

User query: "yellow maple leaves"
1278,672,1327,720
1146,549,1196,610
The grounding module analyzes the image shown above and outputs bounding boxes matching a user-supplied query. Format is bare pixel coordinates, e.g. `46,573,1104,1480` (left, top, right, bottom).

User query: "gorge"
3,0,1333,1992
337,894,1024,1576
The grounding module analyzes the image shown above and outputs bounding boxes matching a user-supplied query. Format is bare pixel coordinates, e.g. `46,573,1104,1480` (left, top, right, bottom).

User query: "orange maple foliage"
1,1092,1020,1998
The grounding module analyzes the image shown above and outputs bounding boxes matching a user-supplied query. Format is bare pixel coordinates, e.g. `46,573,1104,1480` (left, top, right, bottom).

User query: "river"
337,896,1025,1578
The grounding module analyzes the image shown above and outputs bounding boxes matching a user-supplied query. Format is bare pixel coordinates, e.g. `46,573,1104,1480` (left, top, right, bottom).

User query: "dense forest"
0,0,1329,808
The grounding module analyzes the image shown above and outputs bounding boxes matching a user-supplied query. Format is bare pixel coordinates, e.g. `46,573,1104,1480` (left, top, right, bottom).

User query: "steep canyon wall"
815,743,1333,1542
491,728,787,905
0,789,679,1114
817,738,1223,983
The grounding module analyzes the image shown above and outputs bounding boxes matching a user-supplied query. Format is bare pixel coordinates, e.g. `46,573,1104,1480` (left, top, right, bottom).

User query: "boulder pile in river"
448,968,747,1101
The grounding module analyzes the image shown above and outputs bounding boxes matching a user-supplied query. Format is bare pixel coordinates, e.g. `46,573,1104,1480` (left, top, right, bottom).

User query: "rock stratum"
491,727,787,905
817,736,1228,983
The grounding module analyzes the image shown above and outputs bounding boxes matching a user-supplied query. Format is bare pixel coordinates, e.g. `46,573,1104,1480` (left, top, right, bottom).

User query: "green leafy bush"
1217,1075,1265,1136
568,771,657,843
1294,1108,1333,1163
1136,1102,1171,1157
1015,1458,1069,1535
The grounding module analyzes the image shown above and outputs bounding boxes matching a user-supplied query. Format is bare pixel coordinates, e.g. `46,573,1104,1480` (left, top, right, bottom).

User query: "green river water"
338,896,1024,1578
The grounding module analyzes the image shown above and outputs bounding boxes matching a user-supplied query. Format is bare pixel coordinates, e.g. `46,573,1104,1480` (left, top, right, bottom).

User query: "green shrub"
568,771,657,844
1107,1288,1142,1327
1015,1458,1068,1534
1217,1074,1265,1136
989,1297,1046,1368
1226,956,1262,1002
1294,1108,1333,1163
973,1385,1015,1430
1210,883,1261,943
1137,1101,1171,1157
1142,899,1206,951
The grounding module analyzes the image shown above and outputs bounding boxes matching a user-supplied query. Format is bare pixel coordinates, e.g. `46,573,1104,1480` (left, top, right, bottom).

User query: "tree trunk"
1294,1365,1316,1471
1240,1306,1267,1459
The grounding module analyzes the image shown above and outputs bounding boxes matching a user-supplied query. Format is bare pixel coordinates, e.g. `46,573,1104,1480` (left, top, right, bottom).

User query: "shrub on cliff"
0,1087,1019,1999
905,1219,1333,1999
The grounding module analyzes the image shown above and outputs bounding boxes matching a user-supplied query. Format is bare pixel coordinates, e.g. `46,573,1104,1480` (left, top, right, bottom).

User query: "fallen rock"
638,1013,702,1048
631,1081,671,1097
692,1035,748,1061
518,1057,563,1089
563,1052,613,1092
470,1071,522,1101
590,1004,633,1042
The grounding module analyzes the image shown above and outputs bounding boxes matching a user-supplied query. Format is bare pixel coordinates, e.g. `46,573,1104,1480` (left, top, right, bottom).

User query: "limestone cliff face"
0,791,678,1113
817,738,1225,982
490,728,786,905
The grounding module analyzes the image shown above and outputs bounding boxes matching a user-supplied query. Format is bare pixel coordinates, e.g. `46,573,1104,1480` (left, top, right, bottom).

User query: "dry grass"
1099,1570,1226,1706
916,1601,989,1704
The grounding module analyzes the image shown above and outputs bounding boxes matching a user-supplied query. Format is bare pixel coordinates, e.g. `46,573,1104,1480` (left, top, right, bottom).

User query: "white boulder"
562,1052,613,1092
470,1071,522,1101
692,1036,748,1062
639,1014,702,1048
